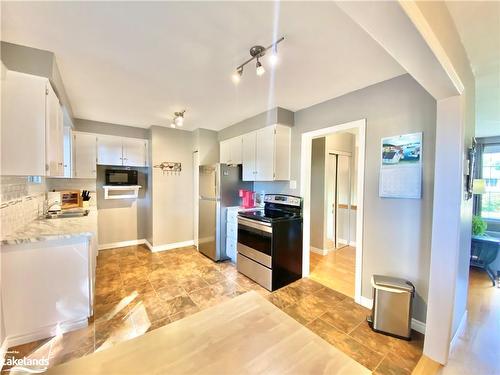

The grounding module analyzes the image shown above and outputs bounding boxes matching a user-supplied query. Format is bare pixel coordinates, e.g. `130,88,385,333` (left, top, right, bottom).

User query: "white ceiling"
446,1,500,137
1,1,405,131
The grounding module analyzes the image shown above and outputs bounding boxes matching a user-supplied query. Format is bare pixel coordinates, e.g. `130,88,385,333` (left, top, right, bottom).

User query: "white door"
123,138,147,167
1,71,47,176
255,126,275,181
97,135,123,166
242,131,257,181
45,83,64,177
220,139,231,164
73,132,97,179
230,136,243,164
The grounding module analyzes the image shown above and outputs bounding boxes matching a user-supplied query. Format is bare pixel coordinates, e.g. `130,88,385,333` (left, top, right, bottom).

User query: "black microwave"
105,169,138,186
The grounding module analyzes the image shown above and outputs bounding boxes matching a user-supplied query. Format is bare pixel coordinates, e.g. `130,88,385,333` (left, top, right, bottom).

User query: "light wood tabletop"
47,291,370,374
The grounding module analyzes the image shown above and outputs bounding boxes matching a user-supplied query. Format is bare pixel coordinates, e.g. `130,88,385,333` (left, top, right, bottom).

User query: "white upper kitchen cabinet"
122,138,148,167
46,83,64,177
1,70,47,176
220,136,242,165
242,131,257,181
241,125,291,181
63,127,73,178
97,135,123,166
97,135,148,167
73,132,97,179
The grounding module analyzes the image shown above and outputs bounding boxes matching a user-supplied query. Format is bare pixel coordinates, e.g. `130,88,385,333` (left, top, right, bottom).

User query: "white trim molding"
145,240,195,253
300,118,366,306
449,310,468,354
4,317,88,348
98,239,146,251
310,246,329,256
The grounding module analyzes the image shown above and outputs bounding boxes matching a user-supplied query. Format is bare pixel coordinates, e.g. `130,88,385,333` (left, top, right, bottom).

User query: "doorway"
301,119,366,304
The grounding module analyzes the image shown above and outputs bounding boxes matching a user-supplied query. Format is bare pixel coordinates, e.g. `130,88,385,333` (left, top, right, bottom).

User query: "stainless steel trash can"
368,275,415,340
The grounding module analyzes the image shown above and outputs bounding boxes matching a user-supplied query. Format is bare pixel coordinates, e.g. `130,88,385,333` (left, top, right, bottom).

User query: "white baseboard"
98,239,146,251
449,310,467,354
1,338,8,367
310,246,329,256
4,317,88,348
337,238,357,247
145,240,195,253
355,296,426,335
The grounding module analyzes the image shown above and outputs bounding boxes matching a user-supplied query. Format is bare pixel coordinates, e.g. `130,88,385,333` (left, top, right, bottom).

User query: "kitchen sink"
45,209,90,219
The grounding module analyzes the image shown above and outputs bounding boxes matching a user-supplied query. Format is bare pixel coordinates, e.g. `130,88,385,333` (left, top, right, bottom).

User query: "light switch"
289,180,297,189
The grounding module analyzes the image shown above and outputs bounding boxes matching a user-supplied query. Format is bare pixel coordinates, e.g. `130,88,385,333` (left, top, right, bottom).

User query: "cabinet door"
255,126,275,181
220,139,231,164
123,138,147,167
73,132,97,179
63,127,73,178
241,131,257,181
97,135,123,166
1,71,47,176
230,136,243,164
45,84,64,177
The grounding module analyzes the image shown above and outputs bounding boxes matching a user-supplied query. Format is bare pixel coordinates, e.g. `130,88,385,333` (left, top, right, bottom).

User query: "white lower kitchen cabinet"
1,236,95,347
226,207,239,263
73,131,97,179
241,124,291,181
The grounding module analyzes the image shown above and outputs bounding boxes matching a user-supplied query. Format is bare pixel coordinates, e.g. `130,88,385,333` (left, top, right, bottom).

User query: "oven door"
237,217,272,268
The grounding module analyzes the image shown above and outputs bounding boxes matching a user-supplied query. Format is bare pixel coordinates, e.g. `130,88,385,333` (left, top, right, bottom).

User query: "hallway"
309,247,356,298
439,268,500,374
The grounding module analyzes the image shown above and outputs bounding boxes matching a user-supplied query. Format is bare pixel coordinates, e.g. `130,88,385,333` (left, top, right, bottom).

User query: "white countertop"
1,208,98,245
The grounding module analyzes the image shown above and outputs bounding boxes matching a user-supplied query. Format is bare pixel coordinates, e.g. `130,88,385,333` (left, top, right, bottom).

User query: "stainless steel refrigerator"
198,164,252,261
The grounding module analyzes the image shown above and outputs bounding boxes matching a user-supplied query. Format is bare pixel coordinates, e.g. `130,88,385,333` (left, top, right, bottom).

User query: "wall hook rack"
154,162,182,175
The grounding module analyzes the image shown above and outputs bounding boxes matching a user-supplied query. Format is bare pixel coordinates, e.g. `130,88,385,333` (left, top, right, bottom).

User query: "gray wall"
96,166,149,245
193,128,219,165
218,107,294,141
219,74,436,322
150,126,194,246
310,138,326,249
74,118,149,139
1,41,74,121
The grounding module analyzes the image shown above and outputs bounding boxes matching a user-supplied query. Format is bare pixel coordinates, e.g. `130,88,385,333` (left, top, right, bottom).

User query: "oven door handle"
238,217,272,233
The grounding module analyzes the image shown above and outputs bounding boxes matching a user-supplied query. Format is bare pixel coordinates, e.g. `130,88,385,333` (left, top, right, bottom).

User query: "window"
480,144,500,220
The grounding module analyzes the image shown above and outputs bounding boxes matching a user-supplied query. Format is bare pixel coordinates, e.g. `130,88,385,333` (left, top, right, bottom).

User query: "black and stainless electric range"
237,194,303,291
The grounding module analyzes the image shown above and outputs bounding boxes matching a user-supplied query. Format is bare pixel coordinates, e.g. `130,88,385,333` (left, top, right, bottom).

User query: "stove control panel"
264,194,302,207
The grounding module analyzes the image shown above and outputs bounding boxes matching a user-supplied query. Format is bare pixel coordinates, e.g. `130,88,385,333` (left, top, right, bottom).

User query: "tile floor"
4,245,424,374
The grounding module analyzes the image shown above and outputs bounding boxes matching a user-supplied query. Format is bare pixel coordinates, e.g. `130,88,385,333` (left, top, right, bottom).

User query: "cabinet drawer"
226,238,237,262
226,210,238,224
227,223,237,239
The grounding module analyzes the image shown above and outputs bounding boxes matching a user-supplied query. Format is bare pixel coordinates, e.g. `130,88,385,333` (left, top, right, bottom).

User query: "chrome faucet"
43,201,61,216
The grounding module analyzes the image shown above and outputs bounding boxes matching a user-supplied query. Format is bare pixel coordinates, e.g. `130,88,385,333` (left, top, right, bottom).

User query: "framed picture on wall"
379,132,423,199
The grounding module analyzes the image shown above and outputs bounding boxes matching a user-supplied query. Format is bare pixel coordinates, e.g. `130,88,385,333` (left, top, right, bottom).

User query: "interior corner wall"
249,74,436,323
310,137,326,250
150,126,194,247
194,128,219,165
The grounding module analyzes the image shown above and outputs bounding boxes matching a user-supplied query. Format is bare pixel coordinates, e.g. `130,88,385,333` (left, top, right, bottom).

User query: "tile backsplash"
0,176,46,238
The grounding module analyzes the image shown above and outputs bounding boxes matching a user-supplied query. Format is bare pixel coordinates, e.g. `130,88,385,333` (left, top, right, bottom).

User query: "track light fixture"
171,110,186,128
232,36,284,83
256,59,265,76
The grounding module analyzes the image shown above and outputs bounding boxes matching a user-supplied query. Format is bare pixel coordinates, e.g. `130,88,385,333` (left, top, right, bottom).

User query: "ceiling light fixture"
171,110,186,128
232,36,284,82
232,66,243,84
256,59,265,76
269,44,278,66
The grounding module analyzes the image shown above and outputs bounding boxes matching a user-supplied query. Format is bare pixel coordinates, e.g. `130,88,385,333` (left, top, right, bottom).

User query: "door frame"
300,118,366,305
